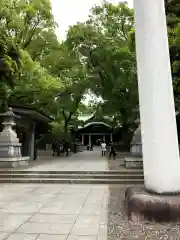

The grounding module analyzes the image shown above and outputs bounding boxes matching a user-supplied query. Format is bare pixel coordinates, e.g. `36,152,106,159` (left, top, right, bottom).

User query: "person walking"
64,141,69,156
56,141,61,156
52,140,57,156
73,140,77,153
109,141,116,160
34,139,38,160
101,141,107,156
90,142,93,151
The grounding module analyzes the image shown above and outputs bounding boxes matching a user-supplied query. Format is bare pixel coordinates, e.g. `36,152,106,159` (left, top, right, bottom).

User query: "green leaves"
9,58,63,113
66,2,138,138
165,0,180,106
0,34,20,88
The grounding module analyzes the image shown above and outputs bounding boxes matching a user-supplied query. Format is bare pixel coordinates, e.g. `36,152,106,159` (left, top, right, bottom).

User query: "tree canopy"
165,0,180,107
0,0,180,143
66,2,138,143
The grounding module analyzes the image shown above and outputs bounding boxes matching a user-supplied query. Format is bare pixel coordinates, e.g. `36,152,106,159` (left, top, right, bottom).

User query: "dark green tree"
66,2,138,144
165,0,180,106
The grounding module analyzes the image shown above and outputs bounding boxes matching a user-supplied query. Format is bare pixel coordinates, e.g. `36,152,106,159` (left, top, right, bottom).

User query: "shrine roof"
83,121,112,129
9,106,53,123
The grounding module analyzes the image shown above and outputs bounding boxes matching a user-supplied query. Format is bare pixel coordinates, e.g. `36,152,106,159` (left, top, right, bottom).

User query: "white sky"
50,0,133,105
50,0,133,40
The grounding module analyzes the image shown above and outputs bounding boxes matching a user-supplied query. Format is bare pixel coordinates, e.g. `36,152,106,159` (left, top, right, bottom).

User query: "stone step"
0,178,144,184
0,173,144,179
0,170,143,175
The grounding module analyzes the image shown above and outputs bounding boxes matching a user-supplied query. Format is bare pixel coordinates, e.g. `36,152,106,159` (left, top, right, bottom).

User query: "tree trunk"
64,120,68,141
0,85,8,113
121,123,132,146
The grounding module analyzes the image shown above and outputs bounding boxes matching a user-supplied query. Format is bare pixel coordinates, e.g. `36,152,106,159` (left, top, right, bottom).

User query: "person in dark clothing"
56,141,61,156
52,141,56,156
87,144,90,151
60,143,63,153
90,142,93,151
109,142,116,160
73,141,77,153
64,141,69,156
34,139,38,160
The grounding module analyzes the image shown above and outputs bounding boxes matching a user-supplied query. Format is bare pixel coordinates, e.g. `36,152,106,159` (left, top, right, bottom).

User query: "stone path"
22,148,109,171
0,184,180,240
0,148,128,171
1,150,180,239
0,184,108,240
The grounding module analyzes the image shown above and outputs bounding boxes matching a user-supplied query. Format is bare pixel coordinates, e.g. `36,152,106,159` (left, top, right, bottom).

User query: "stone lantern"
0,107,30,168
124,119,143,168
130,119,142,157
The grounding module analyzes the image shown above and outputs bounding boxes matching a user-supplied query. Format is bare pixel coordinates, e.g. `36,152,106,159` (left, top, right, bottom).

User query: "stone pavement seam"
67,187,92,239
0,185,33,212
2,233,11,240
3,213,37,240
27,184,66,215
35,233,40,240
97,187,107,237
3,185,66,239
0,186,42,239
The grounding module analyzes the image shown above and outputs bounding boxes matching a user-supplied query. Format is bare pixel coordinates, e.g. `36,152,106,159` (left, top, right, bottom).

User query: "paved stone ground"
0,147,128,171
34,148,131,172
0,184,180,240
1,150,180,239
33,148,108,171
7,148,109,171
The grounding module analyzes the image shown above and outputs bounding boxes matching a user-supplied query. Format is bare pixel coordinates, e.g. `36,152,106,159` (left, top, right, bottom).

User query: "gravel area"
108,185,180,239
1,184,180,239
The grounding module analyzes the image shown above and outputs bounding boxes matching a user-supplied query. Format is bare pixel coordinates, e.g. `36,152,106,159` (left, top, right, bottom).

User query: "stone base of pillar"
0,156,30,168
124,157,143,169
125,186,180,223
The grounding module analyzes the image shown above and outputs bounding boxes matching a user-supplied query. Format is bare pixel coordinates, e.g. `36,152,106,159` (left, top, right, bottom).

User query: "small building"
77,122,113,145
75,113,114,145
1,106,52,160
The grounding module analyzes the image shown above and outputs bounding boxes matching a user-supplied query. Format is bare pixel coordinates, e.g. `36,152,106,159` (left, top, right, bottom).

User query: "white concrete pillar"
89,134,91,145
82,134,84,145
134,0,180,193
